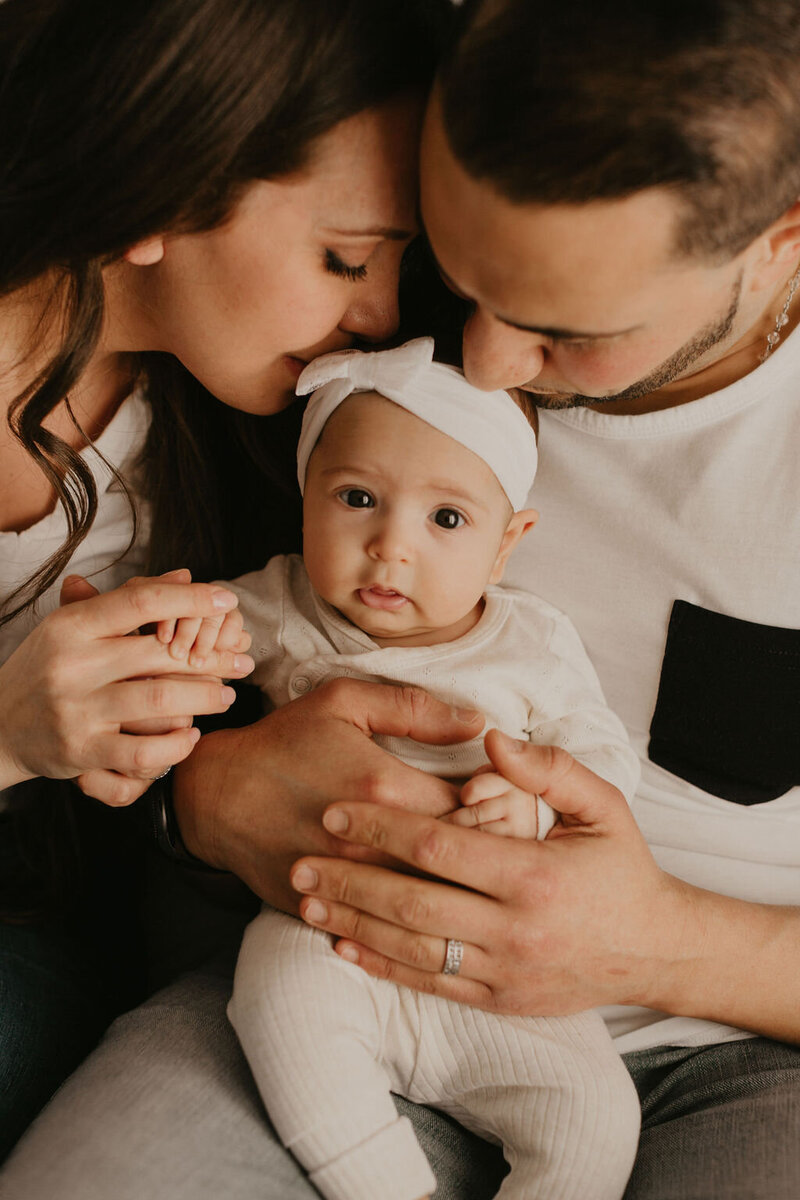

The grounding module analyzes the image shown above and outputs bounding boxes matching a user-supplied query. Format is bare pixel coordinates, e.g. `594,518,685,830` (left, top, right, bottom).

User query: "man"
4,2,797,1197
285,2,800,1194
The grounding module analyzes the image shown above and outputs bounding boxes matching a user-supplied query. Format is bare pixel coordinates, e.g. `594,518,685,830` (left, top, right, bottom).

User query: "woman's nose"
339,249,402,344
462,307,546,392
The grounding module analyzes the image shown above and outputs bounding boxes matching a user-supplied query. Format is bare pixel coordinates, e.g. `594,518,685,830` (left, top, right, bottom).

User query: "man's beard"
528,273,743,411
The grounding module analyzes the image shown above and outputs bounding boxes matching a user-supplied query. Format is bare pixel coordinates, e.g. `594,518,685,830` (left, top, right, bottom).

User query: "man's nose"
462,307,546,391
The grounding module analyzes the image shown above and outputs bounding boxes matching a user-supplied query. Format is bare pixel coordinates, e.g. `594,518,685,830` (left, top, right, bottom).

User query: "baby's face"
302,393,516,647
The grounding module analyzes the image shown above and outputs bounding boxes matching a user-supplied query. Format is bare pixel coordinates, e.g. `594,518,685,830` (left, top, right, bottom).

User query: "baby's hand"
442,767,557,840
162,599,251,670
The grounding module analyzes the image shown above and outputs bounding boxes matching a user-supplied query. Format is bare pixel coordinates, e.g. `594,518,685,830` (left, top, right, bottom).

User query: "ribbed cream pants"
229,909,640,1200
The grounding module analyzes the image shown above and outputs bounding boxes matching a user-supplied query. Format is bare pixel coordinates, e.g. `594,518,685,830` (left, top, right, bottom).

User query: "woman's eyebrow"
320,225,414,241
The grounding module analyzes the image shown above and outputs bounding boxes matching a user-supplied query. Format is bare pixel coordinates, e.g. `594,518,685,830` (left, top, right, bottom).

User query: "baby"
180,339,641,1200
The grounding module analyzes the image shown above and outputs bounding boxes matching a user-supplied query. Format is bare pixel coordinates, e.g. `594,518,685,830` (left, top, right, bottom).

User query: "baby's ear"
489,508,538,584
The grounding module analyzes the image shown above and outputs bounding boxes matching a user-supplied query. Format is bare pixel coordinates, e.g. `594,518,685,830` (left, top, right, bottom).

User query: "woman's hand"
288,728,694,1017
0,573,255,802
171,678,485,912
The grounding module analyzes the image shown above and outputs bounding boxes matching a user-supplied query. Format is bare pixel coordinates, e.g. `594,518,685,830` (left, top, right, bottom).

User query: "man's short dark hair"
439,0,800,261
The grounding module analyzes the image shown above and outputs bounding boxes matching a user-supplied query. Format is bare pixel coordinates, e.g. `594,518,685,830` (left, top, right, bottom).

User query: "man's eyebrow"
435,260,642,340
320,225,414,241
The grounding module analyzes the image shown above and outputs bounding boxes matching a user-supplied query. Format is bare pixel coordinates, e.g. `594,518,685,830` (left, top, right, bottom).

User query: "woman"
0,0,452,1162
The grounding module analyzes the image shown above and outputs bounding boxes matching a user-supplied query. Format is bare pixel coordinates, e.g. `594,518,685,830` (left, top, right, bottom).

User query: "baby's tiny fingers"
157,618,177,644
188,615,227,668
212,610,248,654
460,772,508,806
170,617,203,661
454,796,512,828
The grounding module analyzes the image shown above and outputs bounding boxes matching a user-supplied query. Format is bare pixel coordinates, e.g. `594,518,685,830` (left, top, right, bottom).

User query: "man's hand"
287,728,691,1016
172,678,484,913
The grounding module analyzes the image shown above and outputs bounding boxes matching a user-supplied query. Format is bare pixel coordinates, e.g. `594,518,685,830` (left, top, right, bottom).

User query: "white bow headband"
295,338,537,511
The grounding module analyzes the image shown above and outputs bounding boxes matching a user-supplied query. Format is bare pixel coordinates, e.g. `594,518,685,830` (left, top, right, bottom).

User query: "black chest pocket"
648,600,800,804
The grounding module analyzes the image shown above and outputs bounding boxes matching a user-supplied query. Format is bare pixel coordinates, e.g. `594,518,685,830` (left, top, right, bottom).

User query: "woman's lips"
358,586,408,611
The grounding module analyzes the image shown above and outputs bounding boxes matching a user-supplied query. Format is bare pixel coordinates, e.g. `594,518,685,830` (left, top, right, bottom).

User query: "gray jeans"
1,966,798,1200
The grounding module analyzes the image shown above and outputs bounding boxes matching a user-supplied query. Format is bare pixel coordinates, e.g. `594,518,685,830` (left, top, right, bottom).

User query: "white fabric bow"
295,337,537,510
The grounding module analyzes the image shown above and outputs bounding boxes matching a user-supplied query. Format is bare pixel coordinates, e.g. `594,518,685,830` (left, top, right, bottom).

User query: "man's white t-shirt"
505,325,800,1052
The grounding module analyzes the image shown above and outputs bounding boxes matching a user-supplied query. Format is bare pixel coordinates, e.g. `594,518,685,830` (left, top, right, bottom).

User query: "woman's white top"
0,392,151,806
0,391,151,666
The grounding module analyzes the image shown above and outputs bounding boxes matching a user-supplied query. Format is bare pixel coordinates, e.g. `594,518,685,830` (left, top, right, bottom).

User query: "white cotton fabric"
225,556,641,1198
295,338,538,511
229,554,640,803
230,915,641,1200
503,321,800,1053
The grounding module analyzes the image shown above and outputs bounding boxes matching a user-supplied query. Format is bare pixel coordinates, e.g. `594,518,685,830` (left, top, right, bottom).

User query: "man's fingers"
298,893,492,982
315,678,484,746
291,852,496,943
309,801,523,897
484,729,626,826
329,939,494,1009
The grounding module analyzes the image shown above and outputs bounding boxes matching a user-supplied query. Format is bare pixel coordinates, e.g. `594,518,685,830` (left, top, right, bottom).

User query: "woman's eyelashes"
325,249,368,282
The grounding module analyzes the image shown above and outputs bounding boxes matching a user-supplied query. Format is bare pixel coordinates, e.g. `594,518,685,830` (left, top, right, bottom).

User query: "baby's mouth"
357,586,409,611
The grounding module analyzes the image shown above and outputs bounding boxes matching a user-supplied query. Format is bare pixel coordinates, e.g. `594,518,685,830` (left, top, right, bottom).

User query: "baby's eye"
432,507,465,530
338,488,374,509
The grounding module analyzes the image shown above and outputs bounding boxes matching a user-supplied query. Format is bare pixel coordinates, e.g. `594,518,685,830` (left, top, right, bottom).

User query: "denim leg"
0,919,113,1163
623,1037,800,1200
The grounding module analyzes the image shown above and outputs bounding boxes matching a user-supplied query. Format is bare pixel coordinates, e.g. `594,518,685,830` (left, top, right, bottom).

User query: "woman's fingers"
108,677,237,724
93,633,254,684
75,769,154,808
91,726,201,779
63,580,241,640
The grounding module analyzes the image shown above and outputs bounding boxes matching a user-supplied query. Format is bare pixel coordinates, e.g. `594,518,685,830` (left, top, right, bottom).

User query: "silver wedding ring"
146,767,172,781
442,938,463,976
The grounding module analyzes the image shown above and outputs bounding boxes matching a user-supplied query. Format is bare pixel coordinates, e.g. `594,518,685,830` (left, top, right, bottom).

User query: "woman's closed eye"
325,249,368,282
431,507,465,530
338,487,375,509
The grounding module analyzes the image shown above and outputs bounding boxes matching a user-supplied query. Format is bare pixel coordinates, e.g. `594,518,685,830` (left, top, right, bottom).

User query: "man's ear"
750,200,800,291
489,508,538,585
123,236,166,267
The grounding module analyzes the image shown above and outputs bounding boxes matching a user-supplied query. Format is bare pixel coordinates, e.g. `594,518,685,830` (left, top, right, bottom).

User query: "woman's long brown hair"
0,0,451,619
